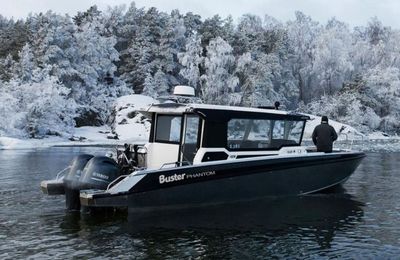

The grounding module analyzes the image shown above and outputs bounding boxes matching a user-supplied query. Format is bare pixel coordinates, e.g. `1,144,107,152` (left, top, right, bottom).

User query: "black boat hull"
81,152,365,210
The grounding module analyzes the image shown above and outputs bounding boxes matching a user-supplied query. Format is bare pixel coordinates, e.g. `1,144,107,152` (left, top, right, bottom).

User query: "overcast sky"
2,0,400,28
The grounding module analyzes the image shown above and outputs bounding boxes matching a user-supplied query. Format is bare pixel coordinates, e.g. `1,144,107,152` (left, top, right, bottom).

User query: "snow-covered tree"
287,11,321,103
302,93,377,133
74,16,129,123
122,29,153,92
0,54,15,82
153,69,170,96
0,17,29,60
178,32,202,90
73,5,102,27
142,72,156,98
24,76,77,137
199,15,224,48
0,81,21,136
142,69,169,98
363,67,400,133
183,12,202,37
25,11,129,125
234,14,263,55
3,6,400,137
0,70,77,137
156,10,186,87
16,43,35,82
312,19,353,96
121,7,163,93
236,52,282,107
200,37,239,105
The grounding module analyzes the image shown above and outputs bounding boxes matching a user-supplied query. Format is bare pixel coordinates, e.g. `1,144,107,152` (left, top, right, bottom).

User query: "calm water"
1,147,400,259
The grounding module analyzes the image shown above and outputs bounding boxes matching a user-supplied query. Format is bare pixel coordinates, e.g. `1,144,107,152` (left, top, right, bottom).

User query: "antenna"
173,85,195,96
158,85,202,104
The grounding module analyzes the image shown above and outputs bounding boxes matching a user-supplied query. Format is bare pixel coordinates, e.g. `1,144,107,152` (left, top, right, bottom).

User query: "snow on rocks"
112,94,156,142
65,95,156,144
0,95,157,149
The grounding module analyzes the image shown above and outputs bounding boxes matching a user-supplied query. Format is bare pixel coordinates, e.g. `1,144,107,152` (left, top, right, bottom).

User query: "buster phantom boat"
41,86,365,211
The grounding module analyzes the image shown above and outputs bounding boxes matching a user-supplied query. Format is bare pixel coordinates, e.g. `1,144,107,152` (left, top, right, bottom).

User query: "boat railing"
342,132,365,150
178,161,191,167
160,161,191,169
106,166,148,191
55,166,71,180
106,174,129,191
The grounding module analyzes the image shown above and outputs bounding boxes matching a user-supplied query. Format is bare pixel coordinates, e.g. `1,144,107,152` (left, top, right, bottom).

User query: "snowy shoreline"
1,94,399,151
2,120,399,152
2,132,399,152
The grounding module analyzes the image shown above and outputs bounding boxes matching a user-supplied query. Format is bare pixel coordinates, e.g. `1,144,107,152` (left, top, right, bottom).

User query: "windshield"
155,115,182,143
227,118,305,150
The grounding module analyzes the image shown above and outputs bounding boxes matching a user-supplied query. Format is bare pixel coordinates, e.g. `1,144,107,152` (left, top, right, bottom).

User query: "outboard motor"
63,154,94,210
79,156,121,191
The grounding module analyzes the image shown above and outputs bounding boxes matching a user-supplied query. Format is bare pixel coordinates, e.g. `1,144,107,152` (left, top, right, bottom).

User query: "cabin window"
227,119,270,149
181,115,200,163
227,118,304,150
272,120,304,142
184,115,200,145
155,115,181,143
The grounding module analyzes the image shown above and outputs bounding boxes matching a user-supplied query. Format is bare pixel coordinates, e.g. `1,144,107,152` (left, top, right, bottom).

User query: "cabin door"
180,115,200,164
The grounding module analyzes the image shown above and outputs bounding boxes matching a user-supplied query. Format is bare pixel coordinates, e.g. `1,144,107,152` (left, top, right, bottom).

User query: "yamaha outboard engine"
63,154,94,210
79,156,120,191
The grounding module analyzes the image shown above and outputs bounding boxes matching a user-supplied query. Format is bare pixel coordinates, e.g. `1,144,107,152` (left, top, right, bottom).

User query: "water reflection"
131,195,360,228
52,190,364,259
59,209,127,235
125,191,362,258
3,149,400,259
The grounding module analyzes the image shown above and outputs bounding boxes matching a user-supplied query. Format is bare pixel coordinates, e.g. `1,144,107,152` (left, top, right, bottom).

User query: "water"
1,148,400,259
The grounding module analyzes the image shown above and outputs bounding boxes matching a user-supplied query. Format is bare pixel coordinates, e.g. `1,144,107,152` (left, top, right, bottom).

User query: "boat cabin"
139,103,310,169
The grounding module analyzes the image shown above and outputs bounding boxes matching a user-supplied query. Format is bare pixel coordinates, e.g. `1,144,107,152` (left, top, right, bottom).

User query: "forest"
0,2,399,138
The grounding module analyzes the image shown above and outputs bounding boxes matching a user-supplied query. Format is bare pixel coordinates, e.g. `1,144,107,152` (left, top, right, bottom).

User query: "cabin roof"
139,103,310,121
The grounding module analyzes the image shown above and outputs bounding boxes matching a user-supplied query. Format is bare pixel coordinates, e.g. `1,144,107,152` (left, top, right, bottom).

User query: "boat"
41,86,365,211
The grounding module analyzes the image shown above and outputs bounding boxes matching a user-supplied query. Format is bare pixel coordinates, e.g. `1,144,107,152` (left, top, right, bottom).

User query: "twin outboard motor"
63,154,121,210
79,156,120,190
64,154,93,210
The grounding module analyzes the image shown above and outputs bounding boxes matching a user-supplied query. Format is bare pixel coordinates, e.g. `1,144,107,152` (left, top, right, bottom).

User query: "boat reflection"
57,188,364,251
126,188,364,249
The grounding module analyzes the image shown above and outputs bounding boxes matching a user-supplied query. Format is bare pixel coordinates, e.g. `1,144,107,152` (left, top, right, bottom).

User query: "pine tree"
199,15,224,48
183,12,202,37
74,16,127,123
142,72,156,98
0,54,15,82
153,69,169,96
156,11,186,87
313,18,353,96
201,37,238,105
287,11,321,103
236,52,281,107
178,32,202,91
121,7,162,93
0,17,29,60
16,43,35,82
